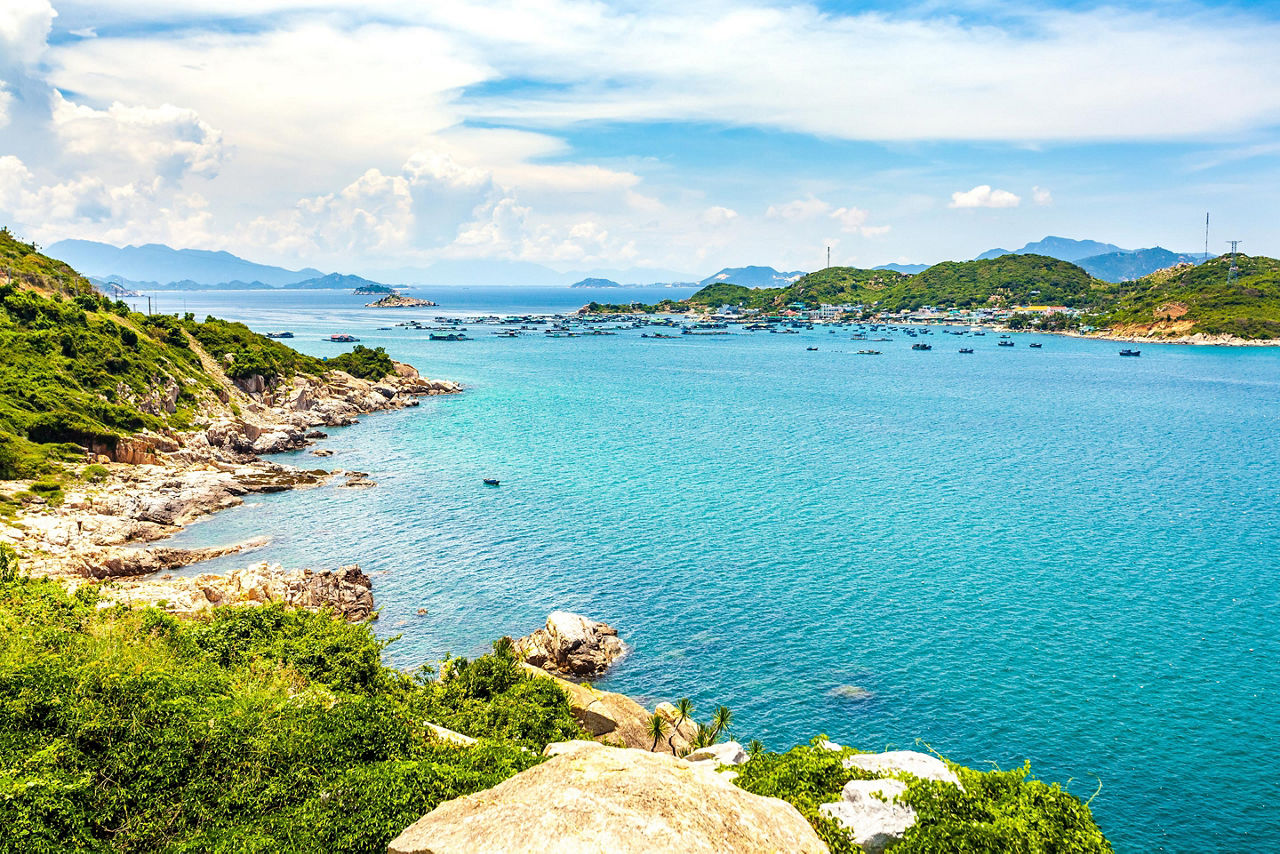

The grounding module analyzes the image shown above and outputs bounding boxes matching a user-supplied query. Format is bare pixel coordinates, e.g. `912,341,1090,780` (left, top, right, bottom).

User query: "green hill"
1094,254,1280,339
0,228,389,479
687,255,1104,312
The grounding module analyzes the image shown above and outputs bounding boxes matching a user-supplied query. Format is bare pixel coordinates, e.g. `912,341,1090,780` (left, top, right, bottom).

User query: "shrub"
326,345,395,381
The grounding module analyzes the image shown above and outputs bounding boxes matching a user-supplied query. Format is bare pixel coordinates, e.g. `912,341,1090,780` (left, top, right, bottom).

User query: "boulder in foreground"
387,741,827,854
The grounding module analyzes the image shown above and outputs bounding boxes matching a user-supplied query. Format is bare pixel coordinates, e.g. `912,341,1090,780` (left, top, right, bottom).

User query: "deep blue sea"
143,287,1280,853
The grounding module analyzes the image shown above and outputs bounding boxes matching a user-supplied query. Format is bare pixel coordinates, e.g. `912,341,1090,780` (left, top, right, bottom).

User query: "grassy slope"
0,229,402,479
1095,254,1280,339
686,255,1106,312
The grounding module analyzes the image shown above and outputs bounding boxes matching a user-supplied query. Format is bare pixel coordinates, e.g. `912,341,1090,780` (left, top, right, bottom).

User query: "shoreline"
3,358,460,617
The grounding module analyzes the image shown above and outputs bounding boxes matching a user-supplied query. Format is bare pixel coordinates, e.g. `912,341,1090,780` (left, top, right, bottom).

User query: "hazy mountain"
282,273,395,290
976,236,1124,263
698,266,807,288
1075,247,1206,282
873,263,929,274
975,247,1014,261
47,239,322,286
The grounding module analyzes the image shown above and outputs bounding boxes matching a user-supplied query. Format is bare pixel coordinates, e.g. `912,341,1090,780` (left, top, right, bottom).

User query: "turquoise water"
159,289,1280,852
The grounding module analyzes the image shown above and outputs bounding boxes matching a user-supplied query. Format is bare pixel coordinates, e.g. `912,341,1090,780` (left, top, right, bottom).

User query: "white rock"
820,778,914,854
541,740,601,758
841,750,962,787
426,723,477,747
684,740,749,766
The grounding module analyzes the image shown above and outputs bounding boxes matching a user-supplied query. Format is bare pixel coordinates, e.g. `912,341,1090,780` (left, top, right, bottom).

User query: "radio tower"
1204,212,1209,262
1227,240,1241,285
827,246,831,269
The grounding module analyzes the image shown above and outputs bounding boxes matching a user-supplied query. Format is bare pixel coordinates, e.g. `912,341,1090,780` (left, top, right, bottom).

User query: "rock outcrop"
98,562,375,621
815,749,963,852
387,742,827,854
513,611,625,677
520,663,694,753
819,778,915,854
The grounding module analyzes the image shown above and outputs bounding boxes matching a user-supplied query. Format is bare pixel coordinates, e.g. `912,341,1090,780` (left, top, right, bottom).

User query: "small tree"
646,712,670,752
668,697,694,755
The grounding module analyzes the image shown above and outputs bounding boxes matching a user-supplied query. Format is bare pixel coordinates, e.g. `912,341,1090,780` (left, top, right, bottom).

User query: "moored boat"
1119,349,1141,357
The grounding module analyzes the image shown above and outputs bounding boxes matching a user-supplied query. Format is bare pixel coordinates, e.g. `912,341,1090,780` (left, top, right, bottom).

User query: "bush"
81,464,109,483
326,345,395,381
0,579,579,853
733,737,1112,854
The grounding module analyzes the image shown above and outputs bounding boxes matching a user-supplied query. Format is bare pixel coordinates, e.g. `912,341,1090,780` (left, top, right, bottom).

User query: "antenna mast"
827,246,831,269
1227,240,1241,285
1204,212,1209,262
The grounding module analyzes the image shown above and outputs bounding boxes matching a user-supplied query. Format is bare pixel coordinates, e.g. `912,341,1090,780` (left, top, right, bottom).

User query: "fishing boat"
856,349,881,355
806,346,818,351
911,342,932,351
327,333,359,342
998,340,1015,347
265,331,294,339
483,478,500,486
1119,349,1141,357
1029,342,1042,348
959,348,974,354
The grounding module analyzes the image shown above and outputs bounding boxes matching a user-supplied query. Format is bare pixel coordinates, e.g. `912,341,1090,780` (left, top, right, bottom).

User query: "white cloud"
767,196,831,221
1032,186,1053,205
0,0,55,67
950,185,1022,209
830,205,868,232
701,205,738,226
50,92,226,180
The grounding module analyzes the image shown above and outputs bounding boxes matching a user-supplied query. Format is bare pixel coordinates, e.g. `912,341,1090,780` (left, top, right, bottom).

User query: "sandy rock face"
514,611,625,677
387,742,827,854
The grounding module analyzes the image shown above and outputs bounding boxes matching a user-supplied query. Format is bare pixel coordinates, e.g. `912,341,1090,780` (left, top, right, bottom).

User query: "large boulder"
520,664,693,753
819,779,914,854
513,611,625,677
387,742,827,854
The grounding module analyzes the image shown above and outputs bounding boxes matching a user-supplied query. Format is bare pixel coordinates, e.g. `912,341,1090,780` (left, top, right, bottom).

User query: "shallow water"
157,288,1280,852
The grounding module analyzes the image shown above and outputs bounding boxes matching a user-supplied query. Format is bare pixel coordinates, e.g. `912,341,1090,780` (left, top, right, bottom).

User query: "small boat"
265,331,294,339
1029,342,1042,348
327,333,359,342
483,478,500,486
998,340,1015,347
429,332,468,341
806,346,818,351
1119,349,1141,357
911,342,932,351
958,348,974,354
856,349,881,355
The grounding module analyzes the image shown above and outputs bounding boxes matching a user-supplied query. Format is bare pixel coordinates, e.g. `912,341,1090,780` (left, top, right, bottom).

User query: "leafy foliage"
326,345,395,380
183,316,324,382
0,573,583,853
733,737,1111,854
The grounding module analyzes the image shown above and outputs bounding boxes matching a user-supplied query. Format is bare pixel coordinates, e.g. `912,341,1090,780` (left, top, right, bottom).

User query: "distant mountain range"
49,239,322,287
698,266,806,289
873,263,930,275
970,236,1205,282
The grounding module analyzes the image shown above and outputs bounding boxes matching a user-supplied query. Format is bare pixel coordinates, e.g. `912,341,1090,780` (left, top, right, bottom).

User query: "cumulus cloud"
0,0,55,67
950,185,1022,209
767,196,830,221
701,205,738,226
51,92,226,180
1033,186,1053,205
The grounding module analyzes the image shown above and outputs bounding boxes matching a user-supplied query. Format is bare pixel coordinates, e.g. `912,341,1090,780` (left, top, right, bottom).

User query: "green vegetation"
0,568,582,853
581,299,689,315
0,229,410,479
184,316,324,381
1094,254,1280,339
685,255,1106,313
326,345,395,380
733,737,1111,854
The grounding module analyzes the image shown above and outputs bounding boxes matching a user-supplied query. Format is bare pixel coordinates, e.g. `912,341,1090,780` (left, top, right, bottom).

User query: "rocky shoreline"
2,358,459,619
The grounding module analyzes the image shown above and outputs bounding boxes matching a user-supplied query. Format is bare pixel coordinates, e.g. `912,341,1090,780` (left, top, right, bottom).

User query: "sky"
1,0,1278,280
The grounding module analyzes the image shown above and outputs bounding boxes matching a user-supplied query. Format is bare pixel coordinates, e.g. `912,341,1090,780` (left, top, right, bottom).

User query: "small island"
365,292,439,308
354,284,395,295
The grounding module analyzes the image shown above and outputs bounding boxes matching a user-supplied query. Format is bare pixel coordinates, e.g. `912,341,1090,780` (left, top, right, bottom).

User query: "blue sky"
1,0,1278,279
